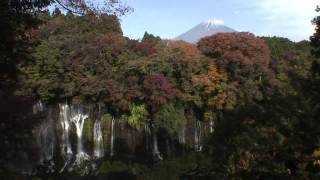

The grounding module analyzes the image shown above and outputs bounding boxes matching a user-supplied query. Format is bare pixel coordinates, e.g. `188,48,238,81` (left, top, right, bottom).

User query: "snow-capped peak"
202,19,224,28
174,19,235,43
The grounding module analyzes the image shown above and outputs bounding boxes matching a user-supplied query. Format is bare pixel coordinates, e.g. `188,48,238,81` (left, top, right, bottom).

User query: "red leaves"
104,79,123,103
124,76,143,102
143,74,177,113
127,40,157,56
79,75,176,113
198,32,271,70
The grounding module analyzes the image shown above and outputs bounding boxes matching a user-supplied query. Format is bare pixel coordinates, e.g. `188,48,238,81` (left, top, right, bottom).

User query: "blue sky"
118,0,318,41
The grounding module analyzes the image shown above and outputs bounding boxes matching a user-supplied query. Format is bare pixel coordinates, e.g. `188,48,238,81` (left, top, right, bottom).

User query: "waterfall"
32,101,220,173
178,127,186,144
93,119,104,158
198,121,202,151
37,107,55,164
209,119,214,133
152,132,162,160
194,120,202,152
70,105,89,164
58,103,73,173
110,117,115,157
145,124,151,153
194,120,198,150
33,101,44,114
151,123,162,160
59,103,73,157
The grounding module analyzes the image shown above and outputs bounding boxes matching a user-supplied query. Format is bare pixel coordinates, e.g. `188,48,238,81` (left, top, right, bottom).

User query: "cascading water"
144,124,151,153
59,104,73,157
35,102,54,164
33,101,56,173
37,123,54,163
93,119,104,158
209,119,214,133
194,120,202,152
110,117,115,157
151,123,162,160
37,113,55,165
33,101,44,114
31,100,214,174
178,128,186,144
70,106,89,164
59,103,73,172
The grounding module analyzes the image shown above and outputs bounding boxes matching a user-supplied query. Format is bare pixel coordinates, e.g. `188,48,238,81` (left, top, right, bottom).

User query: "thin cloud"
255,0,318,41
231,0,317,41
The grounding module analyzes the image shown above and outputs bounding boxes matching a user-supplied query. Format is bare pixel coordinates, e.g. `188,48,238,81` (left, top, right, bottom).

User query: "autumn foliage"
143,74,177,113
164,40,203,61
127,40,158,56
198,32,271,70
2,2,320,179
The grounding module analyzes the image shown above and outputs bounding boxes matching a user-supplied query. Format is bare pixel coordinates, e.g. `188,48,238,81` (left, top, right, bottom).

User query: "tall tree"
143,74,177,114
310,6,320,103
142,74,177,159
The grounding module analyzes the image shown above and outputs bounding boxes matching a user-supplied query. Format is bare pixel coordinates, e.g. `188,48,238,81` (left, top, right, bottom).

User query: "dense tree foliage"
198,32,270,70
2,2,320,179
0,0,131,175
311,6,320,108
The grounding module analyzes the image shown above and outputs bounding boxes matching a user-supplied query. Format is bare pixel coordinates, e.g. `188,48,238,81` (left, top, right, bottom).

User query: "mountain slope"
175,20,236,43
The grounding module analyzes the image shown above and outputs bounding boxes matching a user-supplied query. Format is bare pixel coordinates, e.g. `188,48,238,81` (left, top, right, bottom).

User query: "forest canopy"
1,2,320,180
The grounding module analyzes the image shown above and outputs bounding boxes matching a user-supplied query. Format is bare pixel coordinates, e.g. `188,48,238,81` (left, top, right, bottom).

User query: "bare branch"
53,0,133,16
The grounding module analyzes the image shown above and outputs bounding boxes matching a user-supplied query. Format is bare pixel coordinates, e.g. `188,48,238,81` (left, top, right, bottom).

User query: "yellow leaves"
208,94,226,110
312,149,320,158
208,64,218,82
192,64,226,95
312,149,320,166
190,63,235,110
191,74,211,90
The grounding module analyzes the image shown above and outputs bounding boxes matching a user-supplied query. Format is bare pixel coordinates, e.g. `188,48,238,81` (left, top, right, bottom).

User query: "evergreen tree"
142,31,161,45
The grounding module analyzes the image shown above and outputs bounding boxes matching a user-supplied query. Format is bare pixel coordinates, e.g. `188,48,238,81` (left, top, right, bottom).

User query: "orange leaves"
191,64,234,110
192,64,226,94
165,40,203,61
191,74,211,92
198,32,272,106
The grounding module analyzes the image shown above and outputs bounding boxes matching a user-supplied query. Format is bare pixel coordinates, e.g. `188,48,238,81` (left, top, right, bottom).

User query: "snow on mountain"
174,20,236,43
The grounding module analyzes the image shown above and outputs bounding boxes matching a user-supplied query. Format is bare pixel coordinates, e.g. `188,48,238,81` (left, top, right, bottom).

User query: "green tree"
142,31,161,45
154,102,186,135
128,104,148,130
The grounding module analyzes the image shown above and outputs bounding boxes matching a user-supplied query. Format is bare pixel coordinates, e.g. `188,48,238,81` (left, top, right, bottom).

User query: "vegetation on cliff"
1,1,320,179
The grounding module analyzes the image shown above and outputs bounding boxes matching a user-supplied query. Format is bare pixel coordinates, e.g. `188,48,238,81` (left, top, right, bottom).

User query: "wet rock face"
31,101,212,174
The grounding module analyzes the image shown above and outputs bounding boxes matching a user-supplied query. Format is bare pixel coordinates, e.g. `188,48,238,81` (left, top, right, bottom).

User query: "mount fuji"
174,20,236,43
